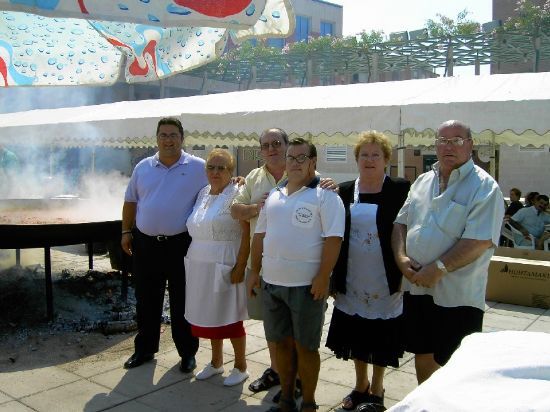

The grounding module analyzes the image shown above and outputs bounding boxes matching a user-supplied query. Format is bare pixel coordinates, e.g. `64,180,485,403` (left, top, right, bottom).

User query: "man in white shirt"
392,120,504,385
247,138,345,412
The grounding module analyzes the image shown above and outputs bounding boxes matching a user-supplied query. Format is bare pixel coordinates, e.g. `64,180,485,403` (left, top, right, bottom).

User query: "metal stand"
44,246,53,321
87,242,93,269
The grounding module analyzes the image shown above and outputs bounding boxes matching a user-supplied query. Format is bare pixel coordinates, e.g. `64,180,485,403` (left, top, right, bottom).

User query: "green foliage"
227,40,284,62
426,9,481,37
358,30,385,45
502,0,550,36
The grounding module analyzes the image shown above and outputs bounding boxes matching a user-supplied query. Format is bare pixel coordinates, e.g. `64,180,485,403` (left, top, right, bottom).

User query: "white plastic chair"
501,223,536,249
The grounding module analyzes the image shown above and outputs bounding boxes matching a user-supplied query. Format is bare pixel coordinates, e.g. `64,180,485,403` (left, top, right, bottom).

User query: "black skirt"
325,306,404,368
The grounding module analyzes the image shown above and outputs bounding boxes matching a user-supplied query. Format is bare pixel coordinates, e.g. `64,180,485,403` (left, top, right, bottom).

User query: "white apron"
185,184,248,327
335,178,402,320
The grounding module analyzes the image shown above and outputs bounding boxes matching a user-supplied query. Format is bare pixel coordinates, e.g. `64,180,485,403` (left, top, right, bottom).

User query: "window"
266,38,285,48
320,21,333,37
295,15,310,42
326,146,347,162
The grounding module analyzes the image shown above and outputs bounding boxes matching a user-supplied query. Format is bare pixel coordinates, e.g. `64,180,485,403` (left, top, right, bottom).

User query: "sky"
328,0,493,76
329,0,493,37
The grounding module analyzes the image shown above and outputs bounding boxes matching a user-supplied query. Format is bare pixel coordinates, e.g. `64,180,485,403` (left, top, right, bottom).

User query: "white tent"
0,72,549,148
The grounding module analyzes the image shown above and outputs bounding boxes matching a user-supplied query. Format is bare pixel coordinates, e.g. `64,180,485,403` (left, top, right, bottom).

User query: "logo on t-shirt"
295,206,313,224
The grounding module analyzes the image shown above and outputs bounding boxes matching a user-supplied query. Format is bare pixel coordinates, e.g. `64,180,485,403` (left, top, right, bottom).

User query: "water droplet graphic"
167,4,191,15
47,57,57,65
246,4,256,16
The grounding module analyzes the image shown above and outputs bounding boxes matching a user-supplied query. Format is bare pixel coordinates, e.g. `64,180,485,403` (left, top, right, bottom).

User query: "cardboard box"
487,249,550,308
494,247,550,260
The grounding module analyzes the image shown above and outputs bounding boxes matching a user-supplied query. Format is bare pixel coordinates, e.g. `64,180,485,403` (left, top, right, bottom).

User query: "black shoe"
272,380,302,404
179,355,197,373
124,352,154,369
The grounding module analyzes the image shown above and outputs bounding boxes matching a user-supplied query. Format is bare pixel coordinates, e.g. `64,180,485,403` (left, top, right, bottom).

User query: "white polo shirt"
395,159,504,310
255,178,345,287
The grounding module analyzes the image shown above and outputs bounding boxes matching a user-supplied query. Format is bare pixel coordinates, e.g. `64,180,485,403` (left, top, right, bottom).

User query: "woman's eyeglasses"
206,165,228,172
260,140,282,151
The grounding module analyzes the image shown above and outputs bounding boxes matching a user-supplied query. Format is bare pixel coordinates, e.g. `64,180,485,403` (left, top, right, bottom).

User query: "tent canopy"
0,72,549,148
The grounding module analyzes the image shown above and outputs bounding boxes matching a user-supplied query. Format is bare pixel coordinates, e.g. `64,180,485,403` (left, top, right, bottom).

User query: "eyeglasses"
435,137,470,146
260,140,282,151
206,165,228,172
286,154,310,164
157,133,181,140
359,153,383,160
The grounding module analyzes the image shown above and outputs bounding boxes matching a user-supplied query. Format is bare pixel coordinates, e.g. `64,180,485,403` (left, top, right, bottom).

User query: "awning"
0,72,549,148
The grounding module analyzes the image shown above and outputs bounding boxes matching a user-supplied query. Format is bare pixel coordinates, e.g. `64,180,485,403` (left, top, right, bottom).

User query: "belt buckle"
156,235,168,242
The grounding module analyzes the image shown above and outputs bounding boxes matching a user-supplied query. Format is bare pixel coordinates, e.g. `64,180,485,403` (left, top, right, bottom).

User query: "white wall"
498,145,550,196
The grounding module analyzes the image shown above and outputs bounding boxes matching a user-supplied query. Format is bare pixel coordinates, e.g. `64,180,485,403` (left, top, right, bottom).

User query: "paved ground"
1,247,550,411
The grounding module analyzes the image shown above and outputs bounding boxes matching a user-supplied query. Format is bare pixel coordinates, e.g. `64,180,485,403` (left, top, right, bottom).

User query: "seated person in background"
509,194,550,250
505,188,523,218
524,191,539,207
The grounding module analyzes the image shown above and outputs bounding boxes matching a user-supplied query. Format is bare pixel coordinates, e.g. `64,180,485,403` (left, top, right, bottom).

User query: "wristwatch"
435,259,448,274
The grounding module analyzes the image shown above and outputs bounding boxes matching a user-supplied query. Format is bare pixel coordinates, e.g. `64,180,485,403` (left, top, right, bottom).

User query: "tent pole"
489,132,496,178
397,133,405,178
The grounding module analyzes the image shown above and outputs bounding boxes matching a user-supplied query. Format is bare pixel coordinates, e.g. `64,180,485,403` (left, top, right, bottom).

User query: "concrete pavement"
1,247,550,411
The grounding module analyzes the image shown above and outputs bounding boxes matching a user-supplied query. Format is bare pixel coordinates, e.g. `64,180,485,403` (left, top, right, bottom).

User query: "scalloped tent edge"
0,72,549,148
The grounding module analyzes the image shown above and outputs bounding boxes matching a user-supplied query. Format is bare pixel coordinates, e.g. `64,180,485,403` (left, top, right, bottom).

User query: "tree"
503,0,550,36
426,9,481,37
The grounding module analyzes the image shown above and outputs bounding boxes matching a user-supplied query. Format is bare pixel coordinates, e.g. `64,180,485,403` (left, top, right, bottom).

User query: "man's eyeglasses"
157,133,181,140
435,137,470,147
260,140,282,151
286,154,310,164
206,165,228,172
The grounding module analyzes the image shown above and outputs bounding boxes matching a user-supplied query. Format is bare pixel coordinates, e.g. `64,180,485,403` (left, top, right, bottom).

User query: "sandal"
356,403,386,412
272,378,302,403
357,390,386,412
300,402,319,411
249,367,280,393
267,397,298,412
342,389,370,411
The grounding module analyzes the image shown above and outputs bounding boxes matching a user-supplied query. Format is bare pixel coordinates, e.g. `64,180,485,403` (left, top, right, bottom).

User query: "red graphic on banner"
174,0,252,18
0,57,8,86
129,40,158,76
77,0,89,14
107,36,158,77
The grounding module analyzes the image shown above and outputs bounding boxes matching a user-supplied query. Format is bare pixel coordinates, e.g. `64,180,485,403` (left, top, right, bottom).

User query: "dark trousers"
132,230,198,358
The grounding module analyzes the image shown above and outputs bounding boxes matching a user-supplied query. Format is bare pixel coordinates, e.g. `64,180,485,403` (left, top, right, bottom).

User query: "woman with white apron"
185,149,250,387
326,131,410,412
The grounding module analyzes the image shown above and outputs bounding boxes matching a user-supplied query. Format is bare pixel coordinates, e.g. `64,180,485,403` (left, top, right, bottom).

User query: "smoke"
0,85,123,114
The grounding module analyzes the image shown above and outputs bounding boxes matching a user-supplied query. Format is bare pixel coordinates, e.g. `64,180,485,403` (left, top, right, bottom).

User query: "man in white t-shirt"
247,138,345,412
